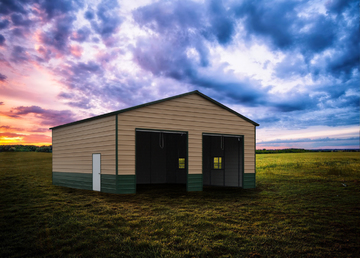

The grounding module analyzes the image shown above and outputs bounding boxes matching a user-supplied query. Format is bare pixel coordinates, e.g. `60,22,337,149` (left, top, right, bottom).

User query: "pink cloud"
1,105,78,127
70,44,83,58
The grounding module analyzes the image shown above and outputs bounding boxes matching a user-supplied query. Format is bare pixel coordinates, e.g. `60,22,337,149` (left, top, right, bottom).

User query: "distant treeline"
0,145,358,154
256,148,359,154
0,145,52,153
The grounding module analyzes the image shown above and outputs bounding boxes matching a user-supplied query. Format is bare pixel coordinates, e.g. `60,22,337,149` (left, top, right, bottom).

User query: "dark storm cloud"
132,0,359,128
133,0,236,46
10,45,29,63
0,19,10,30
0,34,5,45
84,8,95,20
269,92,318,113
207,0,235,45
90,0,123,40
234,1,338,54
70,26,92,42
11,28,26,38
235,0,359,80
325,25,359,80
38,0,84,20
3,105,78,127
0,73,7,81
133,0,269,105
39,14,75,53
326,0,354,15
10,13,32,26
234,1,298,49
0,0,28,15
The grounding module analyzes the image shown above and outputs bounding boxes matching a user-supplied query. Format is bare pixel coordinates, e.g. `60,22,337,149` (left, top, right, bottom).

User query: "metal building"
51,91,259,194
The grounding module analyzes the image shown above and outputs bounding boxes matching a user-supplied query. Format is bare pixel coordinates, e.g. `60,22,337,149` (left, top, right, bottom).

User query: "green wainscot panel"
53,172,92,191
53,172,136,194
101,174,136,194
116,175,136,194
243,173,256,189
187,174,203,192
101,174,117,194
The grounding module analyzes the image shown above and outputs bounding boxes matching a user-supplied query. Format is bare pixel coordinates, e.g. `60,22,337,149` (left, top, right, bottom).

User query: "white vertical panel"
92,154,101,191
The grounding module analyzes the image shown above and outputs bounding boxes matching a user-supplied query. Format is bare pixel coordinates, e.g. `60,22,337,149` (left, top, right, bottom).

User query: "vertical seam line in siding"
242,135,244,187
116,115,118,192
254,126,256,175
186,132,189,191
238,137,240,187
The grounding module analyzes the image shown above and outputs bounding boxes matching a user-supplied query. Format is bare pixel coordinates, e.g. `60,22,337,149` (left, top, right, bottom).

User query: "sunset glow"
0,0,358,148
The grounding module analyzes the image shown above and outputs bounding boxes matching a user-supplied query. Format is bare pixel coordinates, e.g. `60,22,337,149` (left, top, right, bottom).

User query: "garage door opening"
135,130,188,188
203,134,243,187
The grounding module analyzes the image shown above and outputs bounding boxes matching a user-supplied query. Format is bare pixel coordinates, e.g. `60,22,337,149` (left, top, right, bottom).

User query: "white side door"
92,154,101,191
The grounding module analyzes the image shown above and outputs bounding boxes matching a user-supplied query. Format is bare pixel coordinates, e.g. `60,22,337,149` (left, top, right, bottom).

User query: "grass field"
1,152,359,257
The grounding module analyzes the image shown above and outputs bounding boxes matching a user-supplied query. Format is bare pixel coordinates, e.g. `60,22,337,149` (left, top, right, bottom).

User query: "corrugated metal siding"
53,172,92,190
52,116,116,175
117,94,255,176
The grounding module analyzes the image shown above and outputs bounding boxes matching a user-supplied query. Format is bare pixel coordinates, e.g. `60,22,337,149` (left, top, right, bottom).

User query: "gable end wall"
117,94,255,176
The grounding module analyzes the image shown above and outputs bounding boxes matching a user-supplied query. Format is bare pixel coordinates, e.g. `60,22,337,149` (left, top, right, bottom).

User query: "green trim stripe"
53,172,92,190
187,174,203,191
243,173,256,189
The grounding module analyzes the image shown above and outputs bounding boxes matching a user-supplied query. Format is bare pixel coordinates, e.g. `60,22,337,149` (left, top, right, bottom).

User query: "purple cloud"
0,19,10,29
10,45,29,63
90,0,123,40
0,73,7,81
3,105,78,127
0,34,5,45
10,13,32,26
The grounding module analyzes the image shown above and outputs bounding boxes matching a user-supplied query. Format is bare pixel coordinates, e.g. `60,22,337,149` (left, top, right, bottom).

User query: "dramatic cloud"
89,0,123,41
0,73,7,81
2,105,78,127
0,34,5,45
0,19,10,29
0,0,358,148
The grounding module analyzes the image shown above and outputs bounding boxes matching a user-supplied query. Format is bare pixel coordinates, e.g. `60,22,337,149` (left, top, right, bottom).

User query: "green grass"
1,152,359,257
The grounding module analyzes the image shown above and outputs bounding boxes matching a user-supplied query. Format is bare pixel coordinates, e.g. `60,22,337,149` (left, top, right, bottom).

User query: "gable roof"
50,90,259,129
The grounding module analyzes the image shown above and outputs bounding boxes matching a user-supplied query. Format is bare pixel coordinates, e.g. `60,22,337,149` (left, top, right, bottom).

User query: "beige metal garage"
51,90,259,194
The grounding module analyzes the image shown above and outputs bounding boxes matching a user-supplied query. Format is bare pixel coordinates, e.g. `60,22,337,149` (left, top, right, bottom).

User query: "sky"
0,0,359,149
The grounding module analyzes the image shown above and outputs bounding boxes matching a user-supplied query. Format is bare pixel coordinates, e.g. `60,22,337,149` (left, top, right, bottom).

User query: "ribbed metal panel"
117,175,136,194
187,174,203,191
243,173,256,189
101,174,117,193
52,172,92,190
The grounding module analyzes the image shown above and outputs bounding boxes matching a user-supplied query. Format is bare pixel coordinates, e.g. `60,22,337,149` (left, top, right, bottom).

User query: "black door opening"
203,134,243,187
136,130,187,186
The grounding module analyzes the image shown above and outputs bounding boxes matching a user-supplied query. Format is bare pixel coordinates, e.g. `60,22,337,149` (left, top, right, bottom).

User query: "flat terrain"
0,152,359,257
